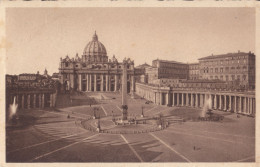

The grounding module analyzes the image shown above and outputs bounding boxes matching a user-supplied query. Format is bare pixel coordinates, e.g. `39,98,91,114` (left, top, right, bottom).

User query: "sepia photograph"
2,6,257,164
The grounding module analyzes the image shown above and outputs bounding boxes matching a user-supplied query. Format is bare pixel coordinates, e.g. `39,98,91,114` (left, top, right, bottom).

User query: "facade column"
115,74,118,92
106,74,108,91
101,74,104,91
249,98,252,114
27,94,31,109
181,93,184,106
86,74,89,91
42,94,45,108
89,74,92,91
78,74,82,91
166,93,169,106
33,94,36,108
94,74,97,91
159,92,163,105
21,94,24,109
177,93,179,106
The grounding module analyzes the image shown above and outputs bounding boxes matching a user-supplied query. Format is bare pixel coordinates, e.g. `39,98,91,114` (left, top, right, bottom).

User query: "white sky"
6,7,255,75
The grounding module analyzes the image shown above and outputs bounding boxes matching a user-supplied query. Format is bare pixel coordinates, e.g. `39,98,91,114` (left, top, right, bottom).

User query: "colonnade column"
50,94,53,107
42,94,45,108
234,96,237,113
33,94,36,108
177,93,179,106
214,94,217,109
78,74,82,91
172,93,175,106
239,96,242,113
186,93,189,106
101,74,104,91
21,95,24,109
115,74,118,92
228,95,232,111
190,93,193,107
106,74,109,91
244,97,247,114
181,93,184,106
224,95,227,111
131,75,135,92
195,94,198,107
27,94,31,109
39,94,42,108
219,95,222,110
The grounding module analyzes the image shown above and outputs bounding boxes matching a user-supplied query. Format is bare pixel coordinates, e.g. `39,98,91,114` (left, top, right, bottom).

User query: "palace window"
65,62,69,67
231,75,235,81
226,75,229,81
220,68,223,73
225,67,229,72
243,75,247,81
237,75,240,81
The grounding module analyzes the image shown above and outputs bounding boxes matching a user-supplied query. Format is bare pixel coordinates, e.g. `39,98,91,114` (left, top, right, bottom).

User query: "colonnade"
135,83,256,116
8,93,56,109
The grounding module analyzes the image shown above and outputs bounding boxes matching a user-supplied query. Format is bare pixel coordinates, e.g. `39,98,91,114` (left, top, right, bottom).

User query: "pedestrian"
193,146,196,150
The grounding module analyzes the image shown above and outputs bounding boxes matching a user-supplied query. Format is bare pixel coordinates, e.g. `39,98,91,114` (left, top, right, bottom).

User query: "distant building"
188,63,199,80
198,51,255,89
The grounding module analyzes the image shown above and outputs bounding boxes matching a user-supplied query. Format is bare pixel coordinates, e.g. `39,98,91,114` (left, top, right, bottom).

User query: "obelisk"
122,60,128,120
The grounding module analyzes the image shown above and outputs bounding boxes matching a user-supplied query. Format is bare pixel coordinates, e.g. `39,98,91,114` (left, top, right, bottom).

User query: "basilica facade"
59,32,135,93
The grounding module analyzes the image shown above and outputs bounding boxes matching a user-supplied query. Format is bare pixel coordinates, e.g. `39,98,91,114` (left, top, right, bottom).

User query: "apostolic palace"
6,32,256,117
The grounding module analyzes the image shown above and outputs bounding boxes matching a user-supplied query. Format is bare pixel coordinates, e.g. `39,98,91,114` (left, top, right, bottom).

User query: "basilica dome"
82,32,108,63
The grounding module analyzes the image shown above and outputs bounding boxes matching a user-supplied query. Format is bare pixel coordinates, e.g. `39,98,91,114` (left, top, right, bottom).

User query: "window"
220,68,223,73
215,68,218,73
225,67,229,72
210,68,213,73
231,75,235,81
226,75,229,81
65,62,69,67
237,75,240,81
243,75,247,81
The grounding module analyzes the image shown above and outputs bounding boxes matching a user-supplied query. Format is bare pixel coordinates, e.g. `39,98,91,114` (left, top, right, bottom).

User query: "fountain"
198,97,224,121
8,97,18,124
